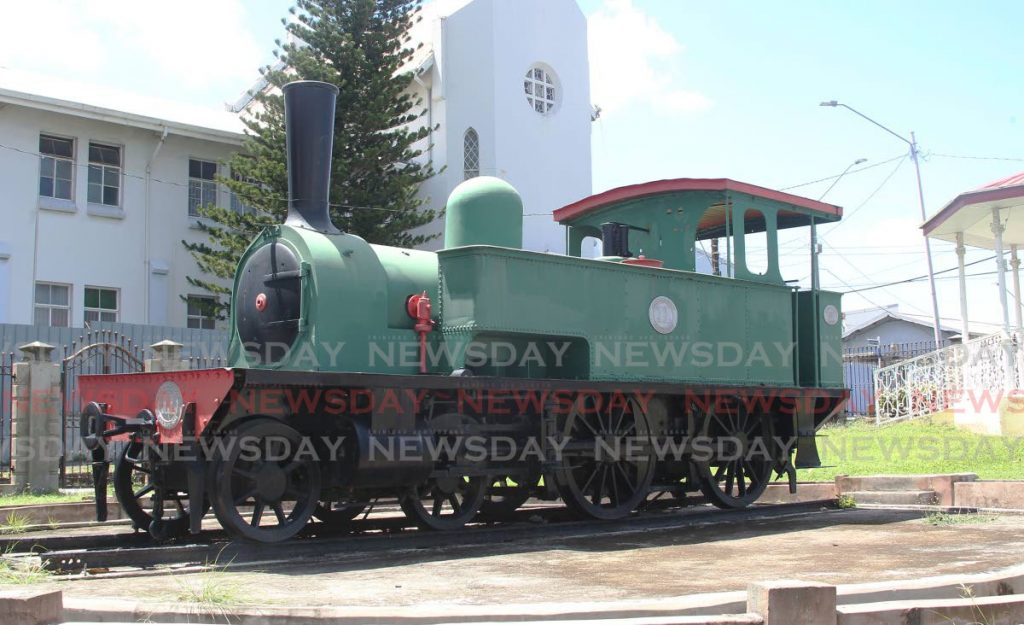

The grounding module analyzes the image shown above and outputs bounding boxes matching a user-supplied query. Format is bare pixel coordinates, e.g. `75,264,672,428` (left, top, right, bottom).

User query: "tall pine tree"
184,0,438,316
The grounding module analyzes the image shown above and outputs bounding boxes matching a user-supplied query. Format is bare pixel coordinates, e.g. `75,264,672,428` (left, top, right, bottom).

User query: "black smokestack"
283,80,340,233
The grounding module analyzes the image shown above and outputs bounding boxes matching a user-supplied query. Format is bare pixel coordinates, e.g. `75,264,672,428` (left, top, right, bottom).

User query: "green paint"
444,177,523,249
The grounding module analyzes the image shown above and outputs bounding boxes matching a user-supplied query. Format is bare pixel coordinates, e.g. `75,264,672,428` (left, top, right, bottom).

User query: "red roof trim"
553,178,843,223
922,184,1024,236
978,171,1024,191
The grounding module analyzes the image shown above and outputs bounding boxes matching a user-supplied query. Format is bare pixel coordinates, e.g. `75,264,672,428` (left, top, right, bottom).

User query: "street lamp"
811,157,867,291
819,158,867,201
819,100,943,346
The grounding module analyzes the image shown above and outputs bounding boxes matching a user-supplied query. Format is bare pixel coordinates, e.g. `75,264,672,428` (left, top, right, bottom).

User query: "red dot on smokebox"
255,293,267,312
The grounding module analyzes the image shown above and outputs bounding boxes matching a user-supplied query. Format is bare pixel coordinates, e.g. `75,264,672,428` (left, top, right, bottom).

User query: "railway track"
3,500,836,576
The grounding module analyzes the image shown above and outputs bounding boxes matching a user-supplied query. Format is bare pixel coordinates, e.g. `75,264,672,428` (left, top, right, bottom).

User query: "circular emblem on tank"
154,381,184,430
823,304,840,326
649,296,678,334
255,293,267,312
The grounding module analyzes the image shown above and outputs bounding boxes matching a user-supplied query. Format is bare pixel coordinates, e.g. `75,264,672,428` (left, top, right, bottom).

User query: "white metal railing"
873,331,1021,424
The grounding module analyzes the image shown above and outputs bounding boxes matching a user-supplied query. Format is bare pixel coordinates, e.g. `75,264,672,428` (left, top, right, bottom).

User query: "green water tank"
444,176,523,249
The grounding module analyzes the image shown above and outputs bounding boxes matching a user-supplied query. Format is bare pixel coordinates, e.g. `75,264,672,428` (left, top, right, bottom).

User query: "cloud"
0,0,262,91
588,0,711,116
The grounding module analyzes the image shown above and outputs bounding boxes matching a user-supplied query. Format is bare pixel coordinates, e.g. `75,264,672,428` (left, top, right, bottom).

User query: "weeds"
46,515,59,531
0,511,31,535
0,545,50,585
175,550,244,621
836,494,857,509
926,512,998,527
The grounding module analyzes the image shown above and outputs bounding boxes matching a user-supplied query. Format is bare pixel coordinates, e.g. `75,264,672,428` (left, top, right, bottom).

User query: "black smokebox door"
237,242,302,365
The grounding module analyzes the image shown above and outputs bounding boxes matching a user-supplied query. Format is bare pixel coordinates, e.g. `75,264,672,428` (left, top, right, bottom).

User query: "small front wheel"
209,419,321,543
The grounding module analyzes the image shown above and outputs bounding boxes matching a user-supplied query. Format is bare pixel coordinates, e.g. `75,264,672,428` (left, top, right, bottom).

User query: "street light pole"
812,158,867,292
820,101,943,346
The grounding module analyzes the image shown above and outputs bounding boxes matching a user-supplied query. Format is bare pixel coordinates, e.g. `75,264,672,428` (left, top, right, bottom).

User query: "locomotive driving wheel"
400,413,488,531
114,440,208,540
209,419,321,543
553,394,654,520
692,399,773,509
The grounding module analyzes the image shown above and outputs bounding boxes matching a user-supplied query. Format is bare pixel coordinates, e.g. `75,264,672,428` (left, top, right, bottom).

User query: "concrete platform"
46,507,1024,618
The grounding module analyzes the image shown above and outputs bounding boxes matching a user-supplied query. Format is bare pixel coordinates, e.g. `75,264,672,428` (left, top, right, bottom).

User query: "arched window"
463,128,480,180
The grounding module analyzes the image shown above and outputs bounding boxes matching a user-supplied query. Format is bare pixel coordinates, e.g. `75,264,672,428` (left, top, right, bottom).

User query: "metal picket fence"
0,351,14,483
842,340,951,417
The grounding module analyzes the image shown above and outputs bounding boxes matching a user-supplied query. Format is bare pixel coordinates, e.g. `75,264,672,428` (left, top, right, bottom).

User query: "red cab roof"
553,178,843,223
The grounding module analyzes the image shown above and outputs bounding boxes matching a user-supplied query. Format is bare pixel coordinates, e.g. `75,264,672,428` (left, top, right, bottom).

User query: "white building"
0,69,244,329
409,0,593,253
0,0,593,330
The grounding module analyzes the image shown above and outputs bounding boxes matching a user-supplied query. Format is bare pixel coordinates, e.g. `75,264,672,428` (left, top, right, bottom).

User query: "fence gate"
60,330,143,487
0,351,14,484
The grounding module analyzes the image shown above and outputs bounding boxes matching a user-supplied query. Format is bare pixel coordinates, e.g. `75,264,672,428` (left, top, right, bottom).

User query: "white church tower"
409,0,593,253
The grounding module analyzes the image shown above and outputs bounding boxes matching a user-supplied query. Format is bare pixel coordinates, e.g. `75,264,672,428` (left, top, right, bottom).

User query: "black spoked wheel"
693,400,773,509
554,394,654,520
114,440,206,539
400,413,487,530
210,419,321,543
477,476,533,521
401,476,487,530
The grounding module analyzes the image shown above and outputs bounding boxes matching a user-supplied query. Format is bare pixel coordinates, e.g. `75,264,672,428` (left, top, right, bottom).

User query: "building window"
84,286,119,323
229,170,256,215
39,135,74,200
524,66,557,115
34,282,70,327
87,143,121,206
186,295,217,329
463,128,480,180
189,159,218,217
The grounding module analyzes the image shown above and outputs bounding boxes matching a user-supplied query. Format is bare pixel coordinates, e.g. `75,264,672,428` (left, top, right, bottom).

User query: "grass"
175,552,245,619
926,512,999,527
0,546,51,585
0,511,31,535
836,494,857,509
0,492,90,508
797,421,1024,482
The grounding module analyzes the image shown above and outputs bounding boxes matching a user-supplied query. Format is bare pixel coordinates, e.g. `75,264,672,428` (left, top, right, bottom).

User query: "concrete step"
844,490,938,506
837,474,976,494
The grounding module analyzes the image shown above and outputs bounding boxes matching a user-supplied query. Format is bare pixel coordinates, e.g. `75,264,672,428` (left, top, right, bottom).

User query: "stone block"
836,474,977,506
0,588,62,625
954,480,1024,510
748,580,836,625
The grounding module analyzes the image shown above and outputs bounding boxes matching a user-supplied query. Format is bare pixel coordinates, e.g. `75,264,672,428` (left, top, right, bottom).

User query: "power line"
842,255,998,293
822,155,908,233
931,153,1024,163
779,154,906,191
825,270,999,290
0,140,408,214
777,156,909,252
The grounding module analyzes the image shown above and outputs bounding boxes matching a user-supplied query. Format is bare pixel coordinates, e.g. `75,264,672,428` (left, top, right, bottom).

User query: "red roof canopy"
553,178,843,223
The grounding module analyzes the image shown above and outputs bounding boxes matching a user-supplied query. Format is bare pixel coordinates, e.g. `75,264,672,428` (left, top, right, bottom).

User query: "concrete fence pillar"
145,340,188,373
748,580,837,625
12,342,61,493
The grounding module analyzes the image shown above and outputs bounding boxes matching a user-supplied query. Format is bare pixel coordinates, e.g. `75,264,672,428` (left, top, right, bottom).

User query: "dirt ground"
51,508,1024,609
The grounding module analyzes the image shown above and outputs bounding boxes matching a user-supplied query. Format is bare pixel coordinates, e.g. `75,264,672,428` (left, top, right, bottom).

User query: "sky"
2,0,1022,328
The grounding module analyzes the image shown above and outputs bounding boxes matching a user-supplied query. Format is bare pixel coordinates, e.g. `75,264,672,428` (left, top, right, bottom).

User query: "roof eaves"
0,88,244,145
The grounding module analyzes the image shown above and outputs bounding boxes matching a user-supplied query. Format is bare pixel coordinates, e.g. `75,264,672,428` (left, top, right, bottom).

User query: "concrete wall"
0,103,240,329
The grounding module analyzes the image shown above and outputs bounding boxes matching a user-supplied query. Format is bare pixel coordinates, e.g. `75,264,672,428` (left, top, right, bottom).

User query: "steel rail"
33,500,838,575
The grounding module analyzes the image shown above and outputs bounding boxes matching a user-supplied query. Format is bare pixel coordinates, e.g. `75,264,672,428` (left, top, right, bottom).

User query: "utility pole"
820,101,943,345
